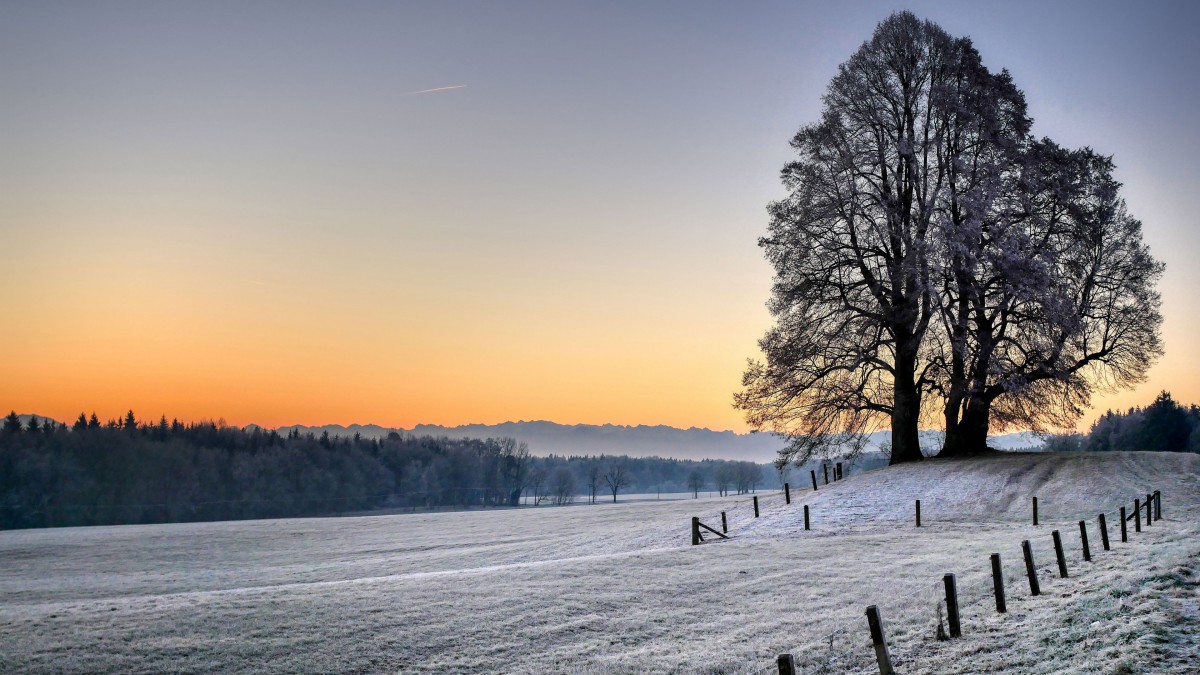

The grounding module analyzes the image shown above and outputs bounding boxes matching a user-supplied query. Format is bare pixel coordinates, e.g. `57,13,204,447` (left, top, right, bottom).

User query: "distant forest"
1047,392,1200,453
0,411,808,530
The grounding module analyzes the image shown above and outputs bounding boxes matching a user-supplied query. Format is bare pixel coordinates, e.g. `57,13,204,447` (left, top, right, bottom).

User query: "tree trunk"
941,399,991,456
889,356,924,464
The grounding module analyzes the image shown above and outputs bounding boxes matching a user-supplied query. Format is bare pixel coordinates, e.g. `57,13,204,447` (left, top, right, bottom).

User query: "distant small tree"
586,461,602,504
686,469,704,498
73,413,88,431
25,416,39,433
734,461,762,494
604,463,630,503
1042,433,1084,453
3,411,20,434
713,463,733,497
550,467,577,506
123,410,138,431
527,466,547,505
500,438,531,506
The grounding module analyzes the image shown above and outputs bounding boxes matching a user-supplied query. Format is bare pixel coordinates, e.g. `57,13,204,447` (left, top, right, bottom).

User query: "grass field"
2,451,1197,673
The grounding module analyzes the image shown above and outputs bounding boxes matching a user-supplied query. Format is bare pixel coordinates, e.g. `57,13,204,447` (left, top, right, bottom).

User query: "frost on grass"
0,451,1196,673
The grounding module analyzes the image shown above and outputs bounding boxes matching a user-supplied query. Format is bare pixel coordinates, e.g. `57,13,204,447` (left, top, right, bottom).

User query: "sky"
2,1,1199,432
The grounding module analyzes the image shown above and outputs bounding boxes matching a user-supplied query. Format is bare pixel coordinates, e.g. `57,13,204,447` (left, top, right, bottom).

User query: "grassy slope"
0,451,1196,673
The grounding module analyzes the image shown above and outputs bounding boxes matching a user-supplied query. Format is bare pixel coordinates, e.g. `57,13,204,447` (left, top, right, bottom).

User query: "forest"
1045,391,1200,454
0,411,783,530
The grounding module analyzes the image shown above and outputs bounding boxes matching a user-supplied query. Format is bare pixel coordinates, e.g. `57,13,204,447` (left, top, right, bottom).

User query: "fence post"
1134,499,1141,533
915,499,921,527
944,573,961,638
823,464,829,485
1032,496,1038,526
776,654,796,675
691,517,700,546
811,470,818,491
991,553,1006,613
1098,513,1110,551
721,511,728,534
1155,490,1162,520
1145,493,1153,526
837,462,843,480
784,483,791,504
1022,540,1040,596
1052,530,1068,578
804,504,810,531
865,605,894,675
1079,521,1091,561
753,496,760,518
1120,506,1128,542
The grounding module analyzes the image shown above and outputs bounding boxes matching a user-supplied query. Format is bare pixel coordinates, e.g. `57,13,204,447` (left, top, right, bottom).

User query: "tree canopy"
738,11,1162,467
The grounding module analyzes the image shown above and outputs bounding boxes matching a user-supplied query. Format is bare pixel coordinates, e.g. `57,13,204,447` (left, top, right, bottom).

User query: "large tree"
737,12,967,465
937,143,1163,454
739,12,1162,465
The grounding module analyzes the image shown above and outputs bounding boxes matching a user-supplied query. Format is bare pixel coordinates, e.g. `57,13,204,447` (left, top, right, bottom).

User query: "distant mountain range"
10,413,1045,462
272,420,1044,463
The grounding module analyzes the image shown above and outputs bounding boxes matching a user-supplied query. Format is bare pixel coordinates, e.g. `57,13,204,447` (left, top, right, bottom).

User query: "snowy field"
1,451,1197,673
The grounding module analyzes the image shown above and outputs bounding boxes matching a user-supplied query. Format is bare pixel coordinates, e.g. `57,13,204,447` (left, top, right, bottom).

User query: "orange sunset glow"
4,2,1200,434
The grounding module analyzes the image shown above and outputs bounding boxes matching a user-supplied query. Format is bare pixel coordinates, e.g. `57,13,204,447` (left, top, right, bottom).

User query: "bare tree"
526,466,546,506
713,463,733,497
604,463,629,503
737,12,967,466
549,466,577,506
498,438,531,506
586,461,602,504
686,469,704,498
734,461,761,494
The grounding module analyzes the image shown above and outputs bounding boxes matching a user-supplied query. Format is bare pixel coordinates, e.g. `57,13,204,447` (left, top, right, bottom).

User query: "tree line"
1043,391,1200,454
0,411,780,530
737,12,1163,466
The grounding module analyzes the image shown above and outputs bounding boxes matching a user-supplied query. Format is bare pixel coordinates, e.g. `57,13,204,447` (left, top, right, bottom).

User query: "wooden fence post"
1134,499,1141,533
865,605,894,675
915,499,921,528
784,483,791,504
823,464,829,485
837,462,843,480
1022,540,1040,596
1079,521,1091,562
804,504,810,530
753,496,760,518
1155,490,1162,520
944,573,961,638
1098,513,1110,551
810,470,818,491
1052,530,1068,578
1032,496,1038,526
1145,493,1153,526
1120,506,1128,542
721,511,727,534
991,553,1006,613
776,654,796,675
691,517,700,546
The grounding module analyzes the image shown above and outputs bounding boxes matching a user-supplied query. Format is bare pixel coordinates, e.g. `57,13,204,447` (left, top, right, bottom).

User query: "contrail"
406,85,466,95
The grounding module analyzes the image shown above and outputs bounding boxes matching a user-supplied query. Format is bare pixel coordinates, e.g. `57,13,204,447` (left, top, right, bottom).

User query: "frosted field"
2,452,1198,674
